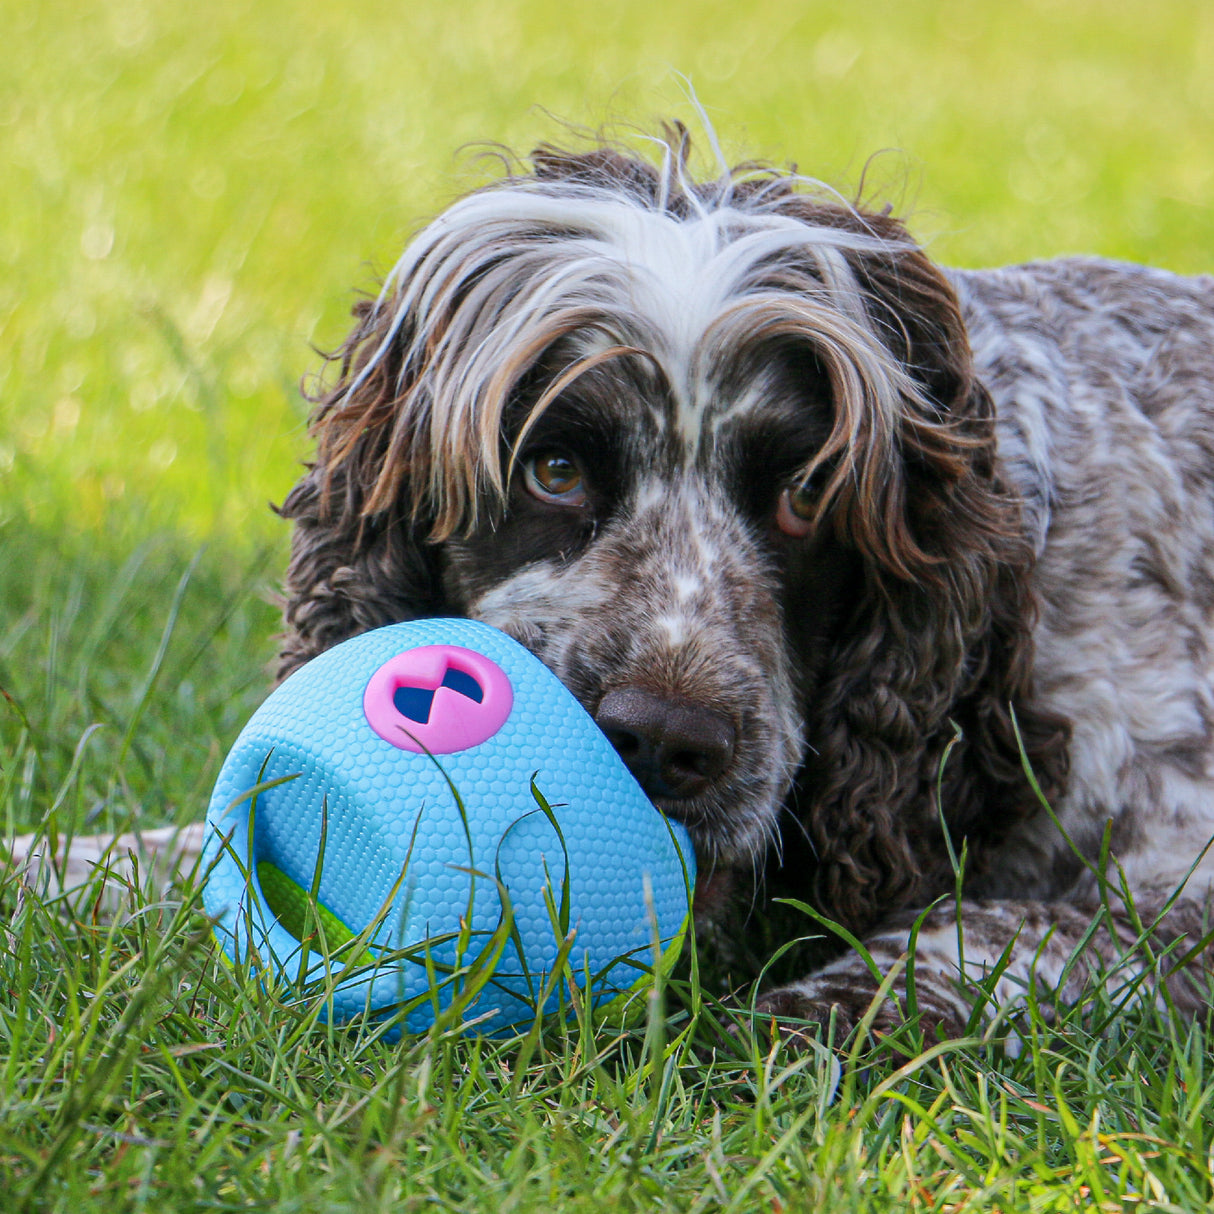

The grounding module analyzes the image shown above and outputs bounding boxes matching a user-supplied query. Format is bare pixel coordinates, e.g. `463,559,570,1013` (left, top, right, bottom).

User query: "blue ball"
202,618,695,1035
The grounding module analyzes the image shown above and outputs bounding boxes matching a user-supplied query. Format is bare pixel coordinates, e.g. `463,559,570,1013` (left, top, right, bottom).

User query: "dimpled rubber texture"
202,618,695,1036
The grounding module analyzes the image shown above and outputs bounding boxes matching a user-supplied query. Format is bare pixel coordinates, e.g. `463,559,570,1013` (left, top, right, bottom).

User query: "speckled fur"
957,258,1214,909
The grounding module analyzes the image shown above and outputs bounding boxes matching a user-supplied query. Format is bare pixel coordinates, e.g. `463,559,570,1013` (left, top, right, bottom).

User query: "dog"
18,129,1214,1038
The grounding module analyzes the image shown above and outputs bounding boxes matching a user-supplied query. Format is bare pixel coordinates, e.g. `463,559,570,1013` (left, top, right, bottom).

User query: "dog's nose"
595,688,736,801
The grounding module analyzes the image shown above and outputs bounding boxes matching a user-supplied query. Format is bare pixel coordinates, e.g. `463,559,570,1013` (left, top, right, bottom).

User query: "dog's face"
290,147,1004,903
439,331,861,873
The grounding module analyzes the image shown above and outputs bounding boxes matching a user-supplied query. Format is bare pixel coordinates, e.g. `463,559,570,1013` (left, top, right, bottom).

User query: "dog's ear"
843,214,1008,579
759,199,1003,586
276,299,449,680
767,203,1071,933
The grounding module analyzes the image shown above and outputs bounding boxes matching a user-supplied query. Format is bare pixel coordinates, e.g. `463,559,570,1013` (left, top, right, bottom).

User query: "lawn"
4,0,1214,1208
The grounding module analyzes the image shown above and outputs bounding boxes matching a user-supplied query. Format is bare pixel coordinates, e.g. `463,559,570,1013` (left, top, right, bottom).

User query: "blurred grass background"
4,0,1213,543
2,0,1214,832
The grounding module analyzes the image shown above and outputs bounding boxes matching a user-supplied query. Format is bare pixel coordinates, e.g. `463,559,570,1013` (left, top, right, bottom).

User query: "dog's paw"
747,982,892,1048
745,971,971,1052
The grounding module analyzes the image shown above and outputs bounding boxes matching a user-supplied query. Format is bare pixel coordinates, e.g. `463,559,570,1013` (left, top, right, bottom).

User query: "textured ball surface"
202,618,695,1035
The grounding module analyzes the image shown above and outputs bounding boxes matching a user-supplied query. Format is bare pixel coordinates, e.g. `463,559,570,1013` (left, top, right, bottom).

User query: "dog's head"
280,133,1060,925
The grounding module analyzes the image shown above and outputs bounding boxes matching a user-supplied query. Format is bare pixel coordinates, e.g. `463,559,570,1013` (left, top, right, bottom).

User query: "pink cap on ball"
362,644,515,754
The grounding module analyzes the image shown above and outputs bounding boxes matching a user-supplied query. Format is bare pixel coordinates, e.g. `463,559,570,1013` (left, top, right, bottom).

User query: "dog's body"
270,139,1214,1034
17,136,1214,1035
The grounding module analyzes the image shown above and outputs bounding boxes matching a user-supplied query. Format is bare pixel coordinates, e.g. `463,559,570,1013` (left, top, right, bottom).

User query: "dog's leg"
753,895,1212,1043
2,822,206,918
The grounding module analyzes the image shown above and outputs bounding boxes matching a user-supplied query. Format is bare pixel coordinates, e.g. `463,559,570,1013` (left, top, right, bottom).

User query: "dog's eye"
776,481,816,538
524,452,587,505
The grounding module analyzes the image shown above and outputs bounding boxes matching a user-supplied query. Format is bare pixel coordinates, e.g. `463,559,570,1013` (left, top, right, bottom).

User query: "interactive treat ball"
202,618,695,1035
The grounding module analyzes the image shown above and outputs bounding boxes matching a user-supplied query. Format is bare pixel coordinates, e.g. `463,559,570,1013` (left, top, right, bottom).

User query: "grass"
6,733,1214,1210
5,0,1214,1207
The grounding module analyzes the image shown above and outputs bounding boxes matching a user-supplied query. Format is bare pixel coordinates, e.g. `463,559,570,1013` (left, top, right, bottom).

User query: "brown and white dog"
18,131,1214,1037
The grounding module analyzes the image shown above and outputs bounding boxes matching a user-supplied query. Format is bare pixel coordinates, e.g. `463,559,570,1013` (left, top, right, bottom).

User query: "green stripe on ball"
257,861,372,964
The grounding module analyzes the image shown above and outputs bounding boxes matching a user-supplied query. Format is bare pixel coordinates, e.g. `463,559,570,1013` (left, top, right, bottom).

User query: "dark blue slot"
393,685,435,723
440,667,484,702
